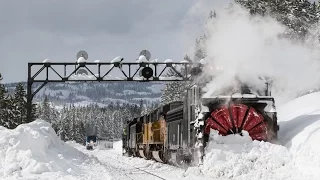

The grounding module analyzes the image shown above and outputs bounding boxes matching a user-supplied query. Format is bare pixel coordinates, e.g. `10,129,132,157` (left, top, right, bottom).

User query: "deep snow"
0,120,111,180
1,91,320,179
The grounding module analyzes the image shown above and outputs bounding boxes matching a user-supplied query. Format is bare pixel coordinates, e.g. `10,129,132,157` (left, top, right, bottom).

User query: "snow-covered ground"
1,92,320,179
0,121,111,180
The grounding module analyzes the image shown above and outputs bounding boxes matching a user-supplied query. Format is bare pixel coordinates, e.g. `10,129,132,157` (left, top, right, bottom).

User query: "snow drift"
0,120,110,179
184,130,291,180
278,92,320,177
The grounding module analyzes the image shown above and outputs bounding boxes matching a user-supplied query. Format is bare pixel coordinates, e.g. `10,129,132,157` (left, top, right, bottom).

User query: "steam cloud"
184,1,320,105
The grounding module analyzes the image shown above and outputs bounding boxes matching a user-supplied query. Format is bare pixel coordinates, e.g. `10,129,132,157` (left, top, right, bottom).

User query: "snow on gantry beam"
25,50,196,123
27,61,193,82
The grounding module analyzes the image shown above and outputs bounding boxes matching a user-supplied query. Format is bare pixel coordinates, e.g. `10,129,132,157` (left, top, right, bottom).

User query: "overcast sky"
0,0,205,83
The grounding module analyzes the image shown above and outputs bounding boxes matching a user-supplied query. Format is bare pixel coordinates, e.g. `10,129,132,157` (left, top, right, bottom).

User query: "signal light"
140,67,153,79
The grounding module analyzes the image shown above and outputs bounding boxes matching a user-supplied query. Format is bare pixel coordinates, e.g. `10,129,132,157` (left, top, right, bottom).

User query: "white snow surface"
69,74,98,80
0,120,111,180
43,59,50,63
2,92,320,179
199,58,206,65
180,60,190,63
164,59,173,63
137,55,148,62
111,56,122,63
77,57,86,63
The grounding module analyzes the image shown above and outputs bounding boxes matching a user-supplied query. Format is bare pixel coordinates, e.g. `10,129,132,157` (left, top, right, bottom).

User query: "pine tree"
78,121,86,145
5,96,17,129
30,103,38,122
194,38,206,62
0,73,7,127
235,0,320,40
0,73,15,129
39,96,58,125
57,105,70,141
12,83,27,125
39,96,51,122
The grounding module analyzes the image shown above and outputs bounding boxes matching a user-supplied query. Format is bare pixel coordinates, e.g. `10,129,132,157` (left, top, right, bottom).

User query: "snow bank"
277,92,320,177
0,120,111,179
184,130,291,180
278,91,320,122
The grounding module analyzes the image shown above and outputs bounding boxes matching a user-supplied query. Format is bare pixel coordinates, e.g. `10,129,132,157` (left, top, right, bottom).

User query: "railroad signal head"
140,67,153,79
139,50,151,61
77,50,88,60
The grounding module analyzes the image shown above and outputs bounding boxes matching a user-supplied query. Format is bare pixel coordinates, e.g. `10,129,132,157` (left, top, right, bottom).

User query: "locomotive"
122,83,279,166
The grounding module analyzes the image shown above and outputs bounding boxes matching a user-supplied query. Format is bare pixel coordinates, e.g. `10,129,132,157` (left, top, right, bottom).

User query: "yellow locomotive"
129,102,180,162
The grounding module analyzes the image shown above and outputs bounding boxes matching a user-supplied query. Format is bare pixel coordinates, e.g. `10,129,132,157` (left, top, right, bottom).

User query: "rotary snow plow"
200,95,279,144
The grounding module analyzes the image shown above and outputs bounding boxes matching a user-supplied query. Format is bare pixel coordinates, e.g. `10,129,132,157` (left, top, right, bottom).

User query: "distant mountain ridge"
5,81,165,106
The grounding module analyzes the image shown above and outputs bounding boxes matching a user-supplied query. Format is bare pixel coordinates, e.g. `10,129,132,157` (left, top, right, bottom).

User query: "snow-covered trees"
0,75,37,129
0,73,10,128
38,96,58,124
12,83,27,125
161,81,189,104
36,100,144,144
235,0,320,40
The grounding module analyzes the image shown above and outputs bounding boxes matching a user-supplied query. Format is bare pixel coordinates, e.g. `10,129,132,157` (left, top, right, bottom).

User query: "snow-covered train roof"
201,94,275,104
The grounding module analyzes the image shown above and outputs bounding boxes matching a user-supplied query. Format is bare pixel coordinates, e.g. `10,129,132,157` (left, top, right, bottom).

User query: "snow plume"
185,1,320,104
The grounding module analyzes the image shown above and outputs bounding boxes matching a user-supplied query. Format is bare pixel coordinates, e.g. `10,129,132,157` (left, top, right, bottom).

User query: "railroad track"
85,149,168,180
107,153,167,180
125,163,167,180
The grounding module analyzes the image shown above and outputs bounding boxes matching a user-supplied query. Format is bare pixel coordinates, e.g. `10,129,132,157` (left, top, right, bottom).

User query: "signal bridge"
26,50,200,121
